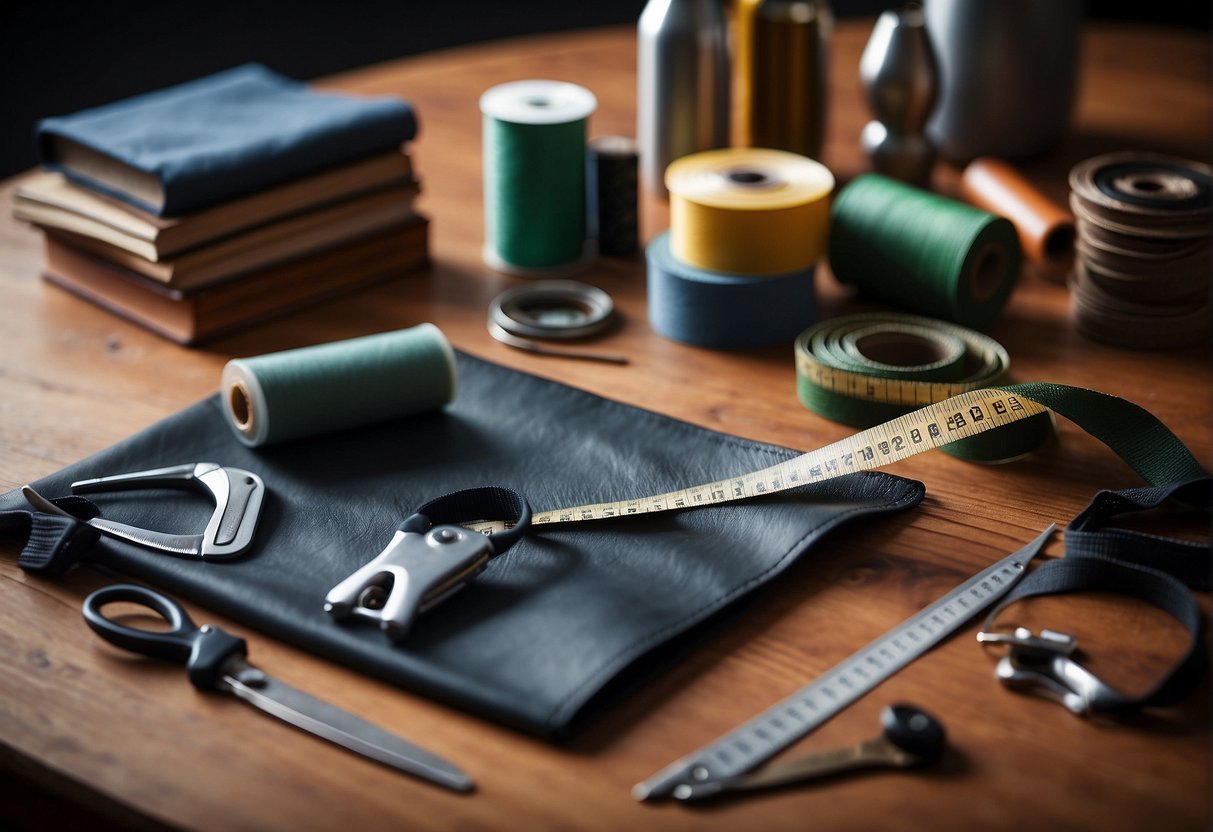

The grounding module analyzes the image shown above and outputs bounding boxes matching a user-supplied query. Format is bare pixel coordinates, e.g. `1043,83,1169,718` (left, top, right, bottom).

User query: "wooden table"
2,19,1209,832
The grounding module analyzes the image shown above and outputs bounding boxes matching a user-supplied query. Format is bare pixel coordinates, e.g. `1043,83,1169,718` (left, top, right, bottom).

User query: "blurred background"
1,0,1207,178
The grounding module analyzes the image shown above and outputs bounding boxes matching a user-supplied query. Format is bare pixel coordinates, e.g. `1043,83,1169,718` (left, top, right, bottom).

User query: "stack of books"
15,64,429,345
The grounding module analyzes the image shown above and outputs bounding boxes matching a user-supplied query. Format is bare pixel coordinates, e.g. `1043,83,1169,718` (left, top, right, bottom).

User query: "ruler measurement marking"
632,534,1048,799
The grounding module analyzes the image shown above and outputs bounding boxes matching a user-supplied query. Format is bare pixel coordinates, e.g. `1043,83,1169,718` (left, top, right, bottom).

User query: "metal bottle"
859,4,939,186
751,0,833,161
923,0,1081,163
637,0,730,198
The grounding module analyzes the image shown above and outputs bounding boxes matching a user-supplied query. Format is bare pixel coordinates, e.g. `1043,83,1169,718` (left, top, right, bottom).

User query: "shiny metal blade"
222,661,472,792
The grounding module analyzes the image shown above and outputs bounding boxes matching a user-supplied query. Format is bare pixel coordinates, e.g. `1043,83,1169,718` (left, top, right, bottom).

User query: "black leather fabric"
0,353,923,739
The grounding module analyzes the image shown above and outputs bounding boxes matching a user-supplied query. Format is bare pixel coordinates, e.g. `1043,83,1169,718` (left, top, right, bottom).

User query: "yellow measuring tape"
470,312,1201,533
470,386,1051,533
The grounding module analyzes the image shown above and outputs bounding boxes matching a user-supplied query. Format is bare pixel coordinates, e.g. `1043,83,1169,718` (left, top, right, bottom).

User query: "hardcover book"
14,153,416,260
42,219,430,345
36,64,418,216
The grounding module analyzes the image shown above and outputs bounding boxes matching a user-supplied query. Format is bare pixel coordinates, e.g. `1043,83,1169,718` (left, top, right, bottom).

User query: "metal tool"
326,487,532,643
673,703,946,800
83,583,472,792
634,525,1054,801
977,626,1126,716
325,516,496,642
23,462,264,560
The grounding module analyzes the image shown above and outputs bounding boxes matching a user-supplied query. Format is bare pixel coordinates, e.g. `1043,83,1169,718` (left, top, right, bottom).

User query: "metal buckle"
324,523,493,642
977,626,1125,717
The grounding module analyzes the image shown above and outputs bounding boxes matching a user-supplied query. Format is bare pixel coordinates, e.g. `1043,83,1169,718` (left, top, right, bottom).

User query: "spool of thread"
587,136,639,257
961,157,1075,281
828,173,1021,331
666,148,834,275
647,231,816,349
221,323,457,447
480,80,597,275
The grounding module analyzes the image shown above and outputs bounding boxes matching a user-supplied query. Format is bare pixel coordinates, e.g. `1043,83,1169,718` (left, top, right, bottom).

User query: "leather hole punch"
325,487,531,643
22,462,265,561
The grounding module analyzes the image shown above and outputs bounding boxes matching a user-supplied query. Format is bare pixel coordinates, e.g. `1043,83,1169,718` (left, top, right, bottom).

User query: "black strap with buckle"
978,477,1210,716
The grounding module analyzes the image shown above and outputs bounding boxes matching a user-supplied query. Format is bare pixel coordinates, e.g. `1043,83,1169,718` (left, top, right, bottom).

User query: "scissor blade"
222,662,472,792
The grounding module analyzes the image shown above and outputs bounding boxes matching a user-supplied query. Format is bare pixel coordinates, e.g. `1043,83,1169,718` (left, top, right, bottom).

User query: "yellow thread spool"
665,148,834,275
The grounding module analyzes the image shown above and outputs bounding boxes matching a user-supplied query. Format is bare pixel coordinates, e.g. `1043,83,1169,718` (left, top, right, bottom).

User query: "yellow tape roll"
665,148,834,275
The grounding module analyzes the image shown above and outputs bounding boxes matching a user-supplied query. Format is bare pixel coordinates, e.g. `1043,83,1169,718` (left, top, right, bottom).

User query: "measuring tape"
794,313,1055,462
469,377,1202,534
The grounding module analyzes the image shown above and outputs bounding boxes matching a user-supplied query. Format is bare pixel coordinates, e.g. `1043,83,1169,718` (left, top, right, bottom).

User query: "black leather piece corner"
0,353,923,739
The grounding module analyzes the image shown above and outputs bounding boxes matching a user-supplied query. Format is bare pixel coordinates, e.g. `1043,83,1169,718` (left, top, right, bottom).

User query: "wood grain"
1,19,1209,832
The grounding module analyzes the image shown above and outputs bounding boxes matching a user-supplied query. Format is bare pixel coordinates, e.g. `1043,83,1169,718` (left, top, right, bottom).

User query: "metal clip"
977,626,1125,716
24,462,265,560
324,516,494,642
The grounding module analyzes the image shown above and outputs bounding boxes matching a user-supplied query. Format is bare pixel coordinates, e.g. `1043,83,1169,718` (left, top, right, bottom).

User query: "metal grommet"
489,280,616,341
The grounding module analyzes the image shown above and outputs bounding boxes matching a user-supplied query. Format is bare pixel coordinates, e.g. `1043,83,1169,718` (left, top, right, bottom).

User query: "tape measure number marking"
483,388,1049,533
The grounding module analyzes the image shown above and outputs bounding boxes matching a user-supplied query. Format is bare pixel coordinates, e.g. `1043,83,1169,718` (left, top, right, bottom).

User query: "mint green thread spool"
221,323,457,447
829,173,1021,331
481,80,597,275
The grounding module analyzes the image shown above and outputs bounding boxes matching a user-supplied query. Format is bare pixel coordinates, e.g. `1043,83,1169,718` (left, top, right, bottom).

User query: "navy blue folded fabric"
36,63,418,216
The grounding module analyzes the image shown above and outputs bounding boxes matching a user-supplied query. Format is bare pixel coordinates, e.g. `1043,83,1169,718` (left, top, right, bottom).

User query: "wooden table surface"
2,18,1210,832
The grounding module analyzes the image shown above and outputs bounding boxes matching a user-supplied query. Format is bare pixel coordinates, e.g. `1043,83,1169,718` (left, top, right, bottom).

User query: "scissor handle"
82,583,247,690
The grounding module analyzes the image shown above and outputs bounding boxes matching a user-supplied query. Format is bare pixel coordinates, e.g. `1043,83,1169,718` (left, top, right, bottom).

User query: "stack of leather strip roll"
794,313,1054,462
1069,152,1212,348
647,148,833,349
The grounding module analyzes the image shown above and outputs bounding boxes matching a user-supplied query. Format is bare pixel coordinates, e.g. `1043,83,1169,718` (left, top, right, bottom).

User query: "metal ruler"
633,523,1055,801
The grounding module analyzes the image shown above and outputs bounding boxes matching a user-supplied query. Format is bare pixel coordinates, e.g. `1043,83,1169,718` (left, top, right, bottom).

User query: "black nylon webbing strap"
982,477,1211,714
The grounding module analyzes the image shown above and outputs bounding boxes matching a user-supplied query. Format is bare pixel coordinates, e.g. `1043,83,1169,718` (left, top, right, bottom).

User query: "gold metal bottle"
750,0,833,161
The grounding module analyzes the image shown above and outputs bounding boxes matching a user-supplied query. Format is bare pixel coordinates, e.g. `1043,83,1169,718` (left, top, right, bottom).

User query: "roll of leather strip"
647,231,816,349
480,80,597,275
665,148,834,275
1068,152,1212,349
221,323,457,447
794,313,1053,461
961,157,1076,281
829,173,1021,331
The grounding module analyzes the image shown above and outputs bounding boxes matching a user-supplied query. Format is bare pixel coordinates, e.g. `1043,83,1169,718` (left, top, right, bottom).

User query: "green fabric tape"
795,313,1053,462
1004,383,1207,486
829,173,1022,331
221,323,457,447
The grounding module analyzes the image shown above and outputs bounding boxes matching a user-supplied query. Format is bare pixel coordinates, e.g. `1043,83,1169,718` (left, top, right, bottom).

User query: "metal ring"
488,280,616,341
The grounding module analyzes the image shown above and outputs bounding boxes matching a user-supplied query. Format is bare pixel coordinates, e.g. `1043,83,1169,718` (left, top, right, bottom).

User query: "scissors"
82,583,472,792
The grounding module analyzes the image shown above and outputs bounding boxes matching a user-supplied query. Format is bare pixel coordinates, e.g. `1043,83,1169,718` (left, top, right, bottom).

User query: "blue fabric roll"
36,64,418,216
646,231,817,349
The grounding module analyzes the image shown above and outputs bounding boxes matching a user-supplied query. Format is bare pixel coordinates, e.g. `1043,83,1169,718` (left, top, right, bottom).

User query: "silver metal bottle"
637,0,730,198
860,4,939,186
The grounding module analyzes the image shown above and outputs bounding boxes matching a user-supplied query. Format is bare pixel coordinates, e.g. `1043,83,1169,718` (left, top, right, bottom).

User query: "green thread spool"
221,323,457,447
480,80,597,275
829,173,1021,330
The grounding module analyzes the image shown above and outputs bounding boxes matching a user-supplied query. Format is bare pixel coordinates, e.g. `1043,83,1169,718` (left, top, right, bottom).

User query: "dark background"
1,0,1208,178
